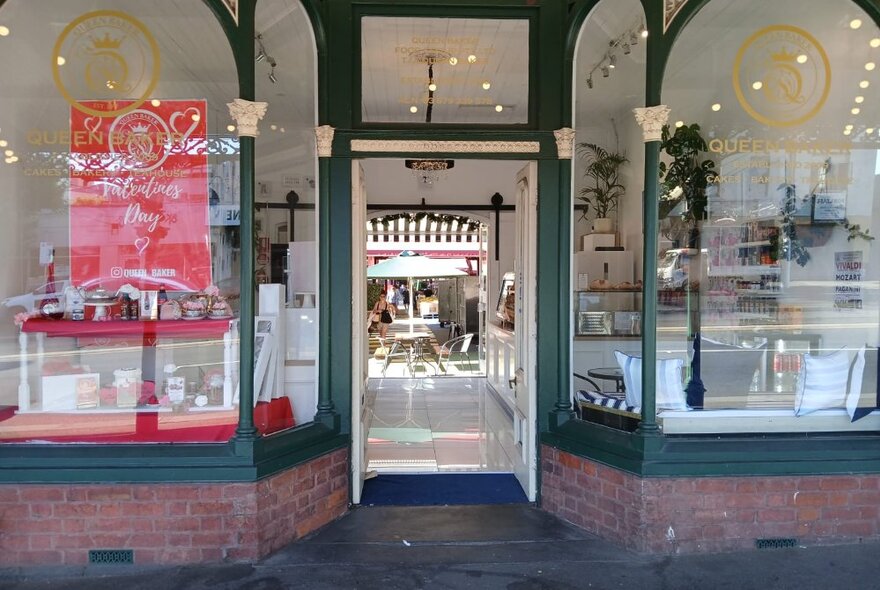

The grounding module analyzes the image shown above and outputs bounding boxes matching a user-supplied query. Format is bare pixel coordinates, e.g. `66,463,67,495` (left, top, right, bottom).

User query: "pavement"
3,504,880,589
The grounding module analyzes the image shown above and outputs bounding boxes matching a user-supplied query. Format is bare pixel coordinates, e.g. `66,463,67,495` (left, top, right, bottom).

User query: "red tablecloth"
22,318,234,339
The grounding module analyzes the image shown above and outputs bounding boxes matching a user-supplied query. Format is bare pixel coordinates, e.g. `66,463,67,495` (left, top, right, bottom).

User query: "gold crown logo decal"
90,33,122,50
130,123,150,134
771,47,798,63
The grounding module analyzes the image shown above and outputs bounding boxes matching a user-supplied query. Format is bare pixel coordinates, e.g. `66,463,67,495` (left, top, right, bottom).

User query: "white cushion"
846,345,878,422
614,351,687,411
795,348,850,417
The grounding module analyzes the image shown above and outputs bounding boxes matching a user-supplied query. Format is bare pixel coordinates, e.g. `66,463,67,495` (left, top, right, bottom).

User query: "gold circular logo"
52,10,161,118
733,25,831,128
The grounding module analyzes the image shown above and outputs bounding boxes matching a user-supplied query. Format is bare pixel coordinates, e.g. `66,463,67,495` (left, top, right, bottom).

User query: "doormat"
360,473,528,506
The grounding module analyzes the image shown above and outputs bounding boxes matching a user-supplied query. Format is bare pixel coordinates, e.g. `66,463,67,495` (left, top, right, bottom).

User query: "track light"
255,32,279,83
256,49,266,62
609,54,617,68
622,42,631,55
601,65,610,78
268,68,277,84
586,76,593,89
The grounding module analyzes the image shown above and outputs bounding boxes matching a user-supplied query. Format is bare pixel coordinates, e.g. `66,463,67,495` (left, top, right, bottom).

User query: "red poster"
69,100,212,291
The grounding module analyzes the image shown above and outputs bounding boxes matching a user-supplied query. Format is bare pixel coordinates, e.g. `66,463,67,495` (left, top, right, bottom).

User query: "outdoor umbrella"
367,251,467,333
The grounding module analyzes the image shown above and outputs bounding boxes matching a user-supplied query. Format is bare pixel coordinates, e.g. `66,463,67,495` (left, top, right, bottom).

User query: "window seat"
660,407,880,434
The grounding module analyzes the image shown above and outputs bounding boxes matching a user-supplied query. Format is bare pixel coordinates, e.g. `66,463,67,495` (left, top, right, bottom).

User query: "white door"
351,161,370,504
513,162,537,500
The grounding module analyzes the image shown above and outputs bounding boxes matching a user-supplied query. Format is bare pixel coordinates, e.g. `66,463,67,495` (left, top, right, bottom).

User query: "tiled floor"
365,377,516,473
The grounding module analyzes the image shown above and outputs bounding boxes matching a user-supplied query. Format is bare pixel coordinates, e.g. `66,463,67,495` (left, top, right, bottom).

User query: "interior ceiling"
361,16,529,124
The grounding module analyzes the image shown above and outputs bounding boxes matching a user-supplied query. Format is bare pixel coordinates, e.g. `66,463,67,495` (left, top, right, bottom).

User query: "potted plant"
576,143,628,233
658,123,717,247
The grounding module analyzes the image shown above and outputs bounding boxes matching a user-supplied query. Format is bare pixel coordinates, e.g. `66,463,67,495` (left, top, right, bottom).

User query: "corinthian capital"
227,99,268,137
553,127,576,159
315,125,335,158
633,106,671,142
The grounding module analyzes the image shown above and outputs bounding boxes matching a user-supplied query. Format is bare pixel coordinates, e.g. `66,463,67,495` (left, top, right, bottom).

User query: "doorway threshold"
359,473,527,506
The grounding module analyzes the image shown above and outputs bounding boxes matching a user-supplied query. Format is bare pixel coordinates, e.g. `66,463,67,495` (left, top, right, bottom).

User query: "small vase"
592,218,614,233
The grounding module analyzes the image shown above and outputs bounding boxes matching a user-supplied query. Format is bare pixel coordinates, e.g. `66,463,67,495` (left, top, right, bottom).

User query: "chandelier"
405,159,455,185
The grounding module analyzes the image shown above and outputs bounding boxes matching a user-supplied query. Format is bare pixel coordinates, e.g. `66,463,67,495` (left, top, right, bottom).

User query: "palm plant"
576,143,628,221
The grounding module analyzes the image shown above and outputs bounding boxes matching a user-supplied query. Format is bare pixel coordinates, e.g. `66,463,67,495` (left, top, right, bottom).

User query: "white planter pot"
592,217,614,233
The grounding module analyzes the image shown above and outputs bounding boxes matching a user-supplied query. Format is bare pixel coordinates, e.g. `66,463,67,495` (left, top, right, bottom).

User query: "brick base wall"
541,445,880,554
0,447,348,565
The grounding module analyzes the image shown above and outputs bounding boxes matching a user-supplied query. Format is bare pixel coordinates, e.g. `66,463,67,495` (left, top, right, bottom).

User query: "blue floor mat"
360,473,528,506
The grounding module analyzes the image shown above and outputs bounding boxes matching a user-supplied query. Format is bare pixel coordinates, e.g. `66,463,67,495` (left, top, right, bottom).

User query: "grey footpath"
2,504,880,589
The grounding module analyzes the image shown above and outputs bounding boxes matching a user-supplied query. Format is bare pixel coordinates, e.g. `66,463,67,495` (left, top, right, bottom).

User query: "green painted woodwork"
636,141,660,435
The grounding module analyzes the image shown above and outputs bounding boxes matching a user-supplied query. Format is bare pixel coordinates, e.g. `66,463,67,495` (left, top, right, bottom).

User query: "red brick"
0,488,20,502
19,487,65,502
837,521,877,536
757,509,795,522
190,501,232,516
849,490,880,505
129,533,166,548
30,503,56,518
16,550,64,565
15,518,63,533
694,479,737,493
818,477,860,491
29,535,55,550
796,507,821,522
791,492,828,507
54,503,97,518
86,488,133,501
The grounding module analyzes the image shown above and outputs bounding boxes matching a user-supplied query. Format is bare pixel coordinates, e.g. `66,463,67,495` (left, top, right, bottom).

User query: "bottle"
157,285,168,319
129,297,139,320
39,260,64,320
120,293,130,320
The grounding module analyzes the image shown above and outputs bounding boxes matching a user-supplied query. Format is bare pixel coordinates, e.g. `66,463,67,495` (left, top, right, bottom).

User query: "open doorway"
351,158,538,505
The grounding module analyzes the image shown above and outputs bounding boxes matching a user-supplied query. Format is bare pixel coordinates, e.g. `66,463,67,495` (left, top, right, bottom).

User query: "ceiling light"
3,149,12,156
191,113,200,122
226,124,235,132
639,24,648,38
866,62,876,71
622,42,631,55
852,107,861,114
56,56,65,66
0,26,8,37
405,159,454,184
482,80,491,90
4,158,12,164
844,128,852,135
675,121,684,128
448,56,458,65
845,123,854,129
630,32,639,45
851,19,863,30
467,54,477,64
428,82,437,92
867,127,875,134
0,140,7,147
256,49,266,62
872,38,880,48
280,127,285,133
796,54,808,64
856,96,865,103
861,80,871,88
151,99,161,107
269,69,277,83
752,81,763,90
711,103,721,112
586,76,593,89
601,65,610,78
10,156,17,163
410,105,418,113
608,54,617,68
495,104,503,112
270,124,277,130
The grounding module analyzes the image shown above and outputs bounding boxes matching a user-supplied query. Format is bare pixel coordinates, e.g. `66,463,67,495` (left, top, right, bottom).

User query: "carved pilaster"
633,106,671,142
315,125,335,158
227,99,268,138
553,127,576,159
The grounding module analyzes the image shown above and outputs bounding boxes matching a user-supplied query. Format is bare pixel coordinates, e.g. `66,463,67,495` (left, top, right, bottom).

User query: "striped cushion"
795,348,850,417
614,351,687,410
577,390,638,413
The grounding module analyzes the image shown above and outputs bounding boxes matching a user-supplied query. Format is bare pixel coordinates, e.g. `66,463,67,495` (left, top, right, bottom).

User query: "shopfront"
0,0,879,566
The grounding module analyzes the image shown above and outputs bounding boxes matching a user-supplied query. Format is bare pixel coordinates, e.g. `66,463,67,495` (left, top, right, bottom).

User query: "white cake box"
582,233,616,251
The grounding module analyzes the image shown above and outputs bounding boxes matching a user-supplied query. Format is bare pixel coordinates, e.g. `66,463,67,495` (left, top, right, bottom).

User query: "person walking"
371,296,396,339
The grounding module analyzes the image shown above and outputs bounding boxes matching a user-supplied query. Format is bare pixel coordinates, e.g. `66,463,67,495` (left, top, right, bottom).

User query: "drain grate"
755,538,798,550
88,549,134,564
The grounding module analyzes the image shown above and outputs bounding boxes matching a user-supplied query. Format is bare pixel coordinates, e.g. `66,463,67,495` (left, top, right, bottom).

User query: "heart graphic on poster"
169,107,200,146
83,116,102,136
135,237,150,255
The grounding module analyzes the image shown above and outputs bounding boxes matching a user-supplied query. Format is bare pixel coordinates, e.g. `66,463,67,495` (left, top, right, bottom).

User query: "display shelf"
735,289,781,296
719,240,772,249
708,265,780,276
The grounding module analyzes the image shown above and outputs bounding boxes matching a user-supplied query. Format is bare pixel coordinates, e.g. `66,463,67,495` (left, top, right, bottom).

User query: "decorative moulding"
664,0,688,32
222,0,238,24
553,128,576,159
315,125,335,158
632,106,671,142
349,140,540,154
227,99,268,137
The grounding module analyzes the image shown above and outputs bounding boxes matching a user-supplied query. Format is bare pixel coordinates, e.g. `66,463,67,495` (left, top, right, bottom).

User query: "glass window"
361,16,529,124
660,0,880,433
0,1,240,443
255,0,318,429
570,0,647,430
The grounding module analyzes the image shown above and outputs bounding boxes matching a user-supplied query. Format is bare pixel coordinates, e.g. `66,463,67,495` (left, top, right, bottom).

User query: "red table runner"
22,318,234,339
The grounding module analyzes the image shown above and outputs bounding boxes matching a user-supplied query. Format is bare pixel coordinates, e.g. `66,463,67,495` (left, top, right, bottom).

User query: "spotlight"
269,69,277,84
609,54,617,68
586,76,593,89
601,65,610,78
638,24,648,38
256,49,266,62
630,32,639,45
622,42,631,55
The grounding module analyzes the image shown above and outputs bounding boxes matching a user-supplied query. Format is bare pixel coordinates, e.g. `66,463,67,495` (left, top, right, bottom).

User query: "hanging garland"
370,212,481,233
